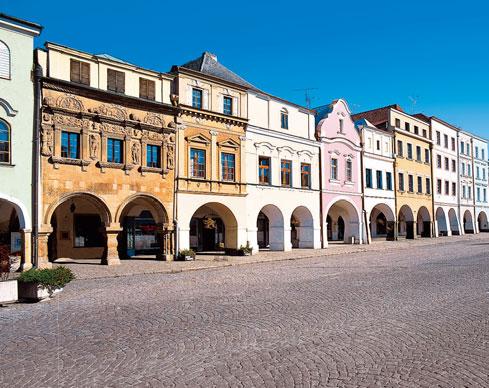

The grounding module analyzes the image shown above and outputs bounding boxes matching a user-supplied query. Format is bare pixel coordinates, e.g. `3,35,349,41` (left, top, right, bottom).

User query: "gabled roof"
351,104,403,127
95,53,133,66
413,113,431,124
178,51,256,89
0,13,42,35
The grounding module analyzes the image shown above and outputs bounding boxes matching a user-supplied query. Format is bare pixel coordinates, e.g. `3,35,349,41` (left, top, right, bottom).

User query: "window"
445,181,449,195
452,137,456,151
483,149,486,160
223,96,233,115
405,122,410,132
0,40,10,79
281,159,292,187
146,144,161,168
422,129,427,138
416,146,421,161
460,142,465,154
107,69,125,93
376,140,380,151
477,187,481,202
452,182,456,196
221,153,235,181
452,159,456,172
107,138,123,163
408,174,414,192
417,176,422,193
398,172,405,191
74,214,104,248
376,170,383,189
190,148,205,177
444,134,448,149
444,157,449,171
462,185,466,198
192,88,202,109
281,109,289,129
331,158,338,180
70,59,90,85
259,156,271,185
437,179,442,194
461,163,465,176
395,118,401,128
476,146,479,159
484,168,486,180
61,131,80,159
414,126,419,135
425,149,430,163
468,165,472,177
301,163,311,189
469,187,472,199
346,160,353,182
477,166,480,179
436,131,441,145
397,140,403,157
484,188,487,202
139,78,155,100
0,120,10,163
366,168,373,188
386,172,392,190
426,178,431,194
339,119,344,133
407,143,413,159
437,155,442,168
466,143,470,156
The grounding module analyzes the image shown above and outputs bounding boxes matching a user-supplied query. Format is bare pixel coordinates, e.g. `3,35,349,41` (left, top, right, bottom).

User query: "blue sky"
2,0,488,138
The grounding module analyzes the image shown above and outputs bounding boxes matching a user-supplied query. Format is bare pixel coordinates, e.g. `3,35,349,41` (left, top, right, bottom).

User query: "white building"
245,91,321,253
459,131,476,233
0,14,42,269
473,135,489,232
429,116,461,236
355,119,396,242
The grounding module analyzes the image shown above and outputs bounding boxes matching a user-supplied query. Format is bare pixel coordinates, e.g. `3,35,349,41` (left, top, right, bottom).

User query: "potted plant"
0,245,18,305
179,249,196,261
18,266,75,301
239,243,253,256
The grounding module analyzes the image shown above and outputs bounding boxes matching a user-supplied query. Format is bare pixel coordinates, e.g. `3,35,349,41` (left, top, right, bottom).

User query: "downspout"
430,137,436,237
392,128,399,240
317,127,325,249
457,131,462,233
32,51,42,268
359,130,369,244
172,79,180,257
470,137,477,232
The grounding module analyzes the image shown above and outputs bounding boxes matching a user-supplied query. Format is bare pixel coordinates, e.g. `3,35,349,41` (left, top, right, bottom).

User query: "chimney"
206,52,218,62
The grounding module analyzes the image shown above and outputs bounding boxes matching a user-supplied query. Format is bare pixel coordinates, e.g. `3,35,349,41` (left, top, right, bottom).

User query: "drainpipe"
429,138,436,238
317,132,325,249
32,52,42,268
359,131,369,244
392,128,399,240
470,137,477,233
457,131,462,234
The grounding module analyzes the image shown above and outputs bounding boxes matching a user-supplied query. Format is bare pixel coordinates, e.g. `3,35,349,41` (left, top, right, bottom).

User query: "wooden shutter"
117,71,125,93
186,85,192,105
233,97,238,116
148,80,155,100
139,78,147,98
70,59,80,83
0,41,9,78
203,89,209,110
81,62,90,85
107,69,116,91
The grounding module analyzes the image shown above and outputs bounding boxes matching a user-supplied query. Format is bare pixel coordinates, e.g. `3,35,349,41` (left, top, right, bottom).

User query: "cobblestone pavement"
1,236,489,387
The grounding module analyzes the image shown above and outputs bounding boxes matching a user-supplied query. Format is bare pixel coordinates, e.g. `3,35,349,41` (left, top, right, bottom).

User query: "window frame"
0,40,11,80
345,159,353,182
221,152,235,182
192,88,203,109
331,158,338,181
70,59,90,86
61,131,80,159
146,144,161,168
280,109,289,130
189,148,206,178
107,68,125,94
301,162,311,189
0,119,11,164
223,96,233,115
280,159,292,187
107,138,123,164
258,156,271,185
139,77,156,100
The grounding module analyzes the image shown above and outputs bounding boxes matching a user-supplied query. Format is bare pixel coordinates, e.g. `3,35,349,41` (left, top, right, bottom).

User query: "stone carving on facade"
43,96,55,107
93,104,127,121
166,143,175,170
141,129,164,142
89,134,99,160
41,127,54,157
56,94,84,112
131,142,141,165
52,114,90,129
143,113,165,128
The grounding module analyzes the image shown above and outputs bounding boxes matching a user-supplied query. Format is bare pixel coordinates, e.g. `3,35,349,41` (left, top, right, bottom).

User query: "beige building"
36,43,178,266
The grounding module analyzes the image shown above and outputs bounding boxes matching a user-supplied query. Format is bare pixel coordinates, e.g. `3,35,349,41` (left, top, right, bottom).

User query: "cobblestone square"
1,236,489,387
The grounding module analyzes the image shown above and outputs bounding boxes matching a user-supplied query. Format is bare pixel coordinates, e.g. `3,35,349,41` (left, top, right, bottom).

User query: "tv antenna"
293,88,318,108
408,95,419,113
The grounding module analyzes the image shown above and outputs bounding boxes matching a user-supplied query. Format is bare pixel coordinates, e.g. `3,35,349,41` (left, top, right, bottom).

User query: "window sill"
0,163,16,168
329,179,340,184
51,156,91,170
140,166,164,175
97,161,135,174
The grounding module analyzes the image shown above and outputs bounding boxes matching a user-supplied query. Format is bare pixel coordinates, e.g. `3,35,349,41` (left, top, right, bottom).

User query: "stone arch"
478,211,488,232
256,204,284,251
417,206,431,238
435,207,448,236
448,208,460,235
189,202,239,252
290,206,314,248
116,193,169,225
398,205,414,239
463,210,475,234
369,203,395,240
325,198,361,244
0,192,30,230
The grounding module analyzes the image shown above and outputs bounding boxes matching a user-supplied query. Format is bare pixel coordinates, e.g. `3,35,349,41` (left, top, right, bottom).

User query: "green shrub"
19,266,75,291
179,249,196,259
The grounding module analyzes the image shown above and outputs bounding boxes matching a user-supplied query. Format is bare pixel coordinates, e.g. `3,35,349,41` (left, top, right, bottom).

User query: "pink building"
315,99,364,246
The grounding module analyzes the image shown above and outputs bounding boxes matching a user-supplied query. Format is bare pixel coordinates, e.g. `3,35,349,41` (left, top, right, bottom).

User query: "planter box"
0,279,18,304
18,282,56,301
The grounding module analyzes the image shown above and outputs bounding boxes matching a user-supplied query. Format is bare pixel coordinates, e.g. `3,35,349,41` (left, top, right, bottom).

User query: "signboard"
10,232,21,254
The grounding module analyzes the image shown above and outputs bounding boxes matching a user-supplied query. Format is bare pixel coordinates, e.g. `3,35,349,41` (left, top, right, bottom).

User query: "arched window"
0,41,10,79
0,120,10,164
280,108,288,129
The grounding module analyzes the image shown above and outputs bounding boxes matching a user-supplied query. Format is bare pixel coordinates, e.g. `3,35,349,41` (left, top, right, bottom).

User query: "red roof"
351,104,403,127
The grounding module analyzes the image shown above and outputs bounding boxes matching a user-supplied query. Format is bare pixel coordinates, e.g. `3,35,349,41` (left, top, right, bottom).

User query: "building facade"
0,15,41,270
316,99,364,247
353,105,434,239
459,131,476,234
171,52,249,254
36,43,177,267
473,135,489,232
424,116,461,236
355,119,396,241
245,90,320,253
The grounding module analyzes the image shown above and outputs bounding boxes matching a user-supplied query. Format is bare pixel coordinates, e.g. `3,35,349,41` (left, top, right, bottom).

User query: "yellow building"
353,105,434,238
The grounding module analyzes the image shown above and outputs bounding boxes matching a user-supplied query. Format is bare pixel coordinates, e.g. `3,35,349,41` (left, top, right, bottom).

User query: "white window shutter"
0,41,10,79
218,94,223,113
233,97,238,116
203,89,209,110
186,85,192,106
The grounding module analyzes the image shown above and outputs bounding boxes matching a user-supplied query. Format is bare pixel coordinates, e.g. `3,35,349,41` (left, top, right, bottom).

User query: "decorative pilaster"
37,228,52,269
20,229,32,271
103,225,121,266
